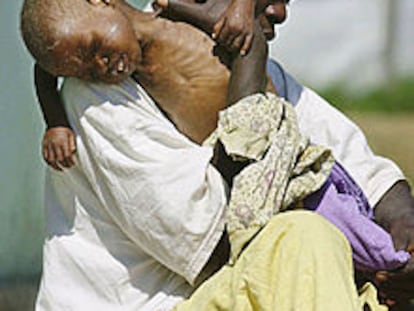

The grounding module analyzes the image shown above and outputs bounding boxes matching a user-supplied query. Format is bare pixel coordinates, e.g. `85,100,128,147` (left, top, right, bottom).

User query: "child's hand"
213,0,255,56
42,127,77,171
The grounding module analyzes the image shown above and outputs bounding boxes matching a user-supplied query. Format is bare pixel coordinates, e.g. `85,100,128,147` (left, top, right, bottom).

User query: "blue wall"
0,1,45,281
0,0,151,282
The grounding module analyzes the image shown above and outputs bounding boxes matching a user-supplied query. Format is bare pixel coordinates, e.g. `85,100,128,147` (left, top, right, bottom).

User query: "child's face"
50,7,141,83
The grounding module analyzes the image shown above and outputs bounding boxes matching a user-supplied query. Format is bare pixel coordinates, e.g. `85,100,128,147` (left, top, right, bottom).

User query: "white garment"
36,77,227,311
37,70,405,310
293,87,404,207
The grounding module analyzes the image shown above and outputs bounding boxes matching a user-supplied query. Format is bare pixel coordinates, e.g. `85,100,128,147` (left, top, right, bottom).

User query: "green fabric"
204,93,334,261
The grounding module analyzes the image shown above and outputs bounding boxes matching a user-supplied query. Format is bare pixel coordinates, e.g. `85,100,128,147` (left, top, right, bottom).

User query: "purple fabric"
304,162,410,272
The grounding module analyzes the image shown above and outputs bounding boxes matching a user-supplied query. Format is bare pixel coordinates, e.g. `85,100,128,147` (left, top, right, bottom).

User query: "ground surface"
348,112,414,185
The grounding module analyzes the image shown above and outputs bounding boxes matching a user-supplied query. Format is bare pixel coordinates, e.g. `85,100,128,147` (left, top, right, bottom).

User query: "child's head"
21,0,141,83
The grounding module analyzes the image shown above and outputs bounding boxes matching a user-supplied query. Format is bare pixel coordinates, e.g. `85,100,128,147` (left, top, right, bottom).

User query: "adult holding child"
20,0,414,310
152,0,414,307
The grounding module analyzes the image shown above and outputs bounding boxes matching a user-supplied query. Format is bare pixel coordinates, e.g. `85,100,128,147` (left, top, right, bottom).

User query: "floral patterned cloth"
204,93,334,261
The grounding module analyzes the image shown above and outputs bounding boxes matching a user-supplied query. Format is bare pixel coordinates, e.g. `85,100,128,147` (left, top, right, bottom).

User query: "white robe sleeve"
294,87,405,207
61,77,227,284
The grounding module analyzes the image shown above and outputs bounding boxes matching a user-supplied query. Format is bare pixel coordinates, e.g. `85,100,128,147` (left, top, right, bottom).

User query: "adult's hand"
155,0,231,35
42,127,77,171
212,0,255,56
374,180,414,303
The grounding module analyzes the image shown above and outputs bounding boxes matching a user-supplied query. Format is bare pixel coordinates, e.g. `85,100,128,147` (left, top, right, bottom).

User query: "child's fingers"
54,144,64,165
66,132,77,167
47,144,55,165
47,144,62,171
69,133,77,153
62,142,75,167
42,143,49,163
66,155,75,167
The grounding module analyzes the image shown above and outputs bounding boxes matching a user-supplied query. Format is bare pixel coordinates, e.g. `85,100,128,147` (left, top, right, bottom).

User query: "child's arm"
34,63,76,171
213,0,256,56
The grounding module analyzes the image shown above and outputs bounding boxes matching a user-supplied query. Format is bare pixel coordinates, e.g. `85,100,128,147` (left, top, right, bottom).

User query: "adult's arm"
374,180,414,303
266,61,414,302
151,0,269,283
267,61,405,208
158,0,267,182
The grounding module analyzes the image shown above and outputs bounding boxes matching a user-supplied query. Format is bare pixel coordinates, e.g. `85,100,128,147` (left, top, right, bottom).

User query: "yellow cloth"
204,93,334,261
174,211,386,311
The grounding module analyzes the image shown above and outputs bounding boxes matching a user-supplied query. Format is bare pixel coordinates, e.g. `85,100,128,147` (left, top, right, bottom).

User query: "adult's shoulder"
266,59,303,106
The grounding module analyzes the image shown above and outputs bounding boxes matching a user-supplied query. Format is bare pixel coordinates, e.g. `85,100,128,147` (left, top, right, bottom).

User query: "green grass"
345,112,414,186
321,77,414,113
319,77,414,186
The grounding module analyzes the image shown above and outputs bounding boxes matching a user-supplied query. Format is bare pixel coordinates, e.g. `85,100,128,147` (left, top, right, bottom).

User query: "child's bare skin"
24,0,270,287
26,0,281,168
22,0,414,305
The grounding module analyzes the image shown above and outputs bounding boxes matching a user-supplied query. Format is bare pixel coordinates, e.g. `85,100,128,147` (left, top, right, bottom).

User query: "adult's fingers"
240,33,253,56
379,262,414,302
213,20,238,51
212,17,226,39
229,34,246,54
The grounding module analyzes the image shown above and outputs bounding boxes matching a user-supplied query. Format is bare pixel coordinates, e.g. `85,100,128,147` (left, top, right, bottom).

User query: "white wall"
0,1,45,280
2,0,413,280
0,0,154,282
270,0,414,91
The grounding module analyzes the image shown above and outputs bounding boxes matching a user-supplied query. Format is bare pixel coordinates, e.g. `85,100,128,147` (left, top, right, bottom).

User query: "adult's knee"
268,210,352,255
